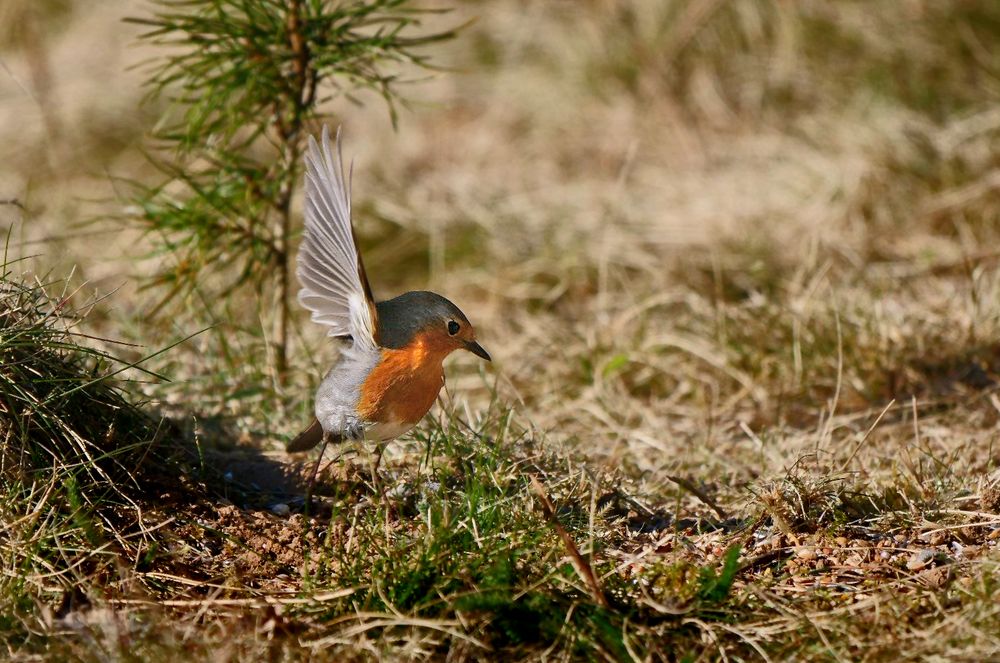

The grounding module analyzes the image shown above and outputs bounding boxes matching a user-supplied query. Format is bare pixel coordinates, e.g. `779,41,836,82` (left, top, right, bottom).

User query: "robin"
286,126,491,484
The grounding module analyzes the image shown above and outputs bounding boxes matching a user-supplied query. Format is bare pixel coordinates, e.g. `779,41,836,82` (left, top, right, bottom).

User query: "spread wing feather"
297,126,379,352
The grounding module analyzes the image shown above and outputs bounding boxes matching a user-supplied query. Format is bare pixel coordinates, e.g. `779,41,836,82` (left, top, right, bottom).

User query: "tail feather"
286,418,326,452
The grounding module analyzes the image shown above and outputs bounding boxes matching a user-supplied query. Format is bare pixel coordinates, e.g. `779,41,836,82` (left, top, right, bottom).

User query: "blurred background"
2,0,999,483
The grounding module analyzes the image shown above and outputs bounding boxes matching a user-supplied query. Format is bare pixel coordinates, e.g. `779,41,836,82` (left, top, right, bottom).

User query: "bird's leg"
305,431,333,508
367,441,386,502
368,441,395,531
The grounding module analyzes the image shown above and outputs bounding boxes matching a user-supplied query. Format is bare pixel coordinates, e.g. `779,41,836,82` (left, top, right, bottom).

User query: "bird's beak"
465,340,491,361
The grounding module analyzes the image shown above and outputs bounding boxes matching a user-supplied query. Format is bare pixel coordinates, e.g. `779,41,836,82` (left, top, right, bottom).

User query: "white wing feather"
297,126,379,352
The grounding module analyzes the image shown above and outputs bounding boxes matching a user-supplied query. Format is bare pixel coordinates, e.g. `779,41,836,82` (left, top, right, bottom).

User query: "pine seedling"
126,0,457,383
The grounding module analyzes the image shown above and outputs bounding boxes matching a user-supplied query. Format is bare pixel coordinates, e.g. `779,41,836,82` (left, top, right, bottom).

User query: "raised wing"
297,126,379,352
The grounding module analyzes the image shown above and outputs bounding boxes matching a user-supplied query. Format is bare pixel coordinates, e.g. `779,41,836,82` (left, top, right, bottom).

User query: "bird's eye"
447,320,460,336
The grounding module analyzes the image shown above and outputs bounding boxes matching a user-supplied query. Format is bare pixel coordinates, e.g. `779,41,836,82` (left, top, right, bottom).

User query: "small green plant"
126,0,458,381
697,545,741,604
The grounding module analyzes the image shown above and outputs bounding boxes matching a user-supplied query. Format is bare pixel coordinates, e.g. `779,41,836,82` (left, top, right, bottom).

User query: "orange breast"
357,334,449,426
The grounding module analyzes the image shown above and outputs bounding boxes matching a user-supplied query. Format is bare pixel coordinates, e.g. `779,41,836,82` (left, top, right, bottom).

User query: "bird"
286,126,490,487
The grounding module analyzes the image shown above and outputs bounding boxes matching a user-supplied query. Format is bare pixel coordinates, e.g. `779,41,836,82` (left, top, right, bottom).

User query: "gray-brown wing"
296,126,379,352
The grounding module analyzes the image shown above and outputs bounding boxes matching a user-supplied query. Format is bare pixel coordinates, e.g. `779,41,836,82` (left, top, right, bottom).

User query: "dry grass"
2,0,1000,660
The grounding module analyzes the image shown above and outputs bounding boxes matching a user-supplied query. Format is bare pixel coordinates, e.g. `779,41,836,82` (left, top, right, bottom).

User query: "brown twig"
271,0,310,384
529,475,609,609
667,475,729,520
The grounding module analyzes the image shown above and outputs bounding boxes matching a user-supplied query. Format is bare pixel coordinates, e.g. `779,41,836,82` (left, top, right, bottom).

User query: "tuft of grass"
0,262,161,486
0,261,170,651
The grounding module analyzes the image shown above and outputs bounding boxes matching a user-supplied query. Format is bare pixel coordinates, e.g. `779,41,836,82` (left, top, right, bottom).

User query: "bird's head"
376,291,490,362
